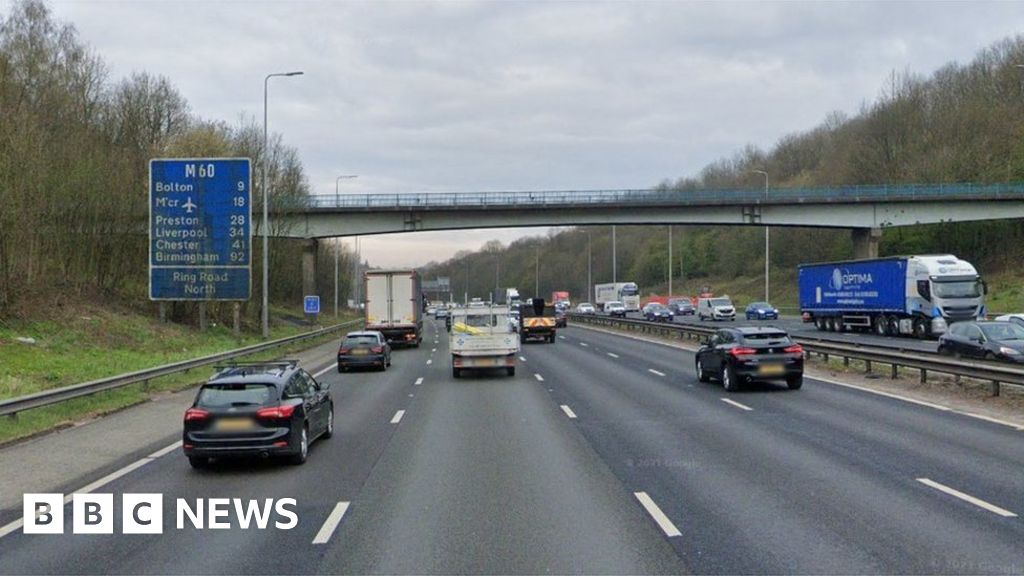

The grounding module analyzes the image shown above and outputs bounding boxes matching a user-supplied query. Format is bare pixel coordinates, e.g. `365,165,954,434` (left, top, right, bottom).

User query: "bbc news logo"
23,494,298,534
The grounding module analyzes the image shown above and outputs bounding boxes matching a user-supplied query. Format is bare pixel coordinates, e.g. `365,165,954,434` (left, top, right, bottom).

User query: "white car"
576,302,597,314
604,301,627,317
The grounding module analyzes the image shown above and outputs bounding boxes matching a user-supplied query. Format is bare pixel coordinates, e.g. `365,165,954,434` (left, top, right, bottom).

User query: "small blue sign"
304,296,321,315
149,158,251,301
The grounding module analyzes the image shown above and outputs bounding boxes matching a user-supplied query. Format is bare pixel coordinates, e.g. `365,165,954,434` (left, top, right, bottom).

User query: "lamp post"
752,170,769,302
612,225,617,283
333,175,358,318
668,225,673,298
261,70,303,339
534,244,540,296
587,230,592,303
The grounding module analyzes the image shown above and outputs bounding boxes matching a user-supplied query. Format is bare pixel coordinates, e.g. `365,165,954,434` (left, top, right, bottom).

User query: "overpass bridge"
270,181,1024,296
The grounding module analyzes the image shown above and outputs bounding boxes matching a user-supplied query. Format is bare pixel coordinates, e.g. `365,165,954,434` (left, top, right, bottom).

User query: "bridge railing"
306,181,1024,210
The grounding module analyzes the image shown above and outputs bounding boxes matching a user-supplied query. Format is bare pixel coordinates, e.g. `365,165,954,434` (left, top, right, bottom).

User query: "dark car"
695,327,804,391
644,303,674,322
555,308,568,328
435,308,449,320
182,361,332,468
938,321,1024,363
668,298,695,315
338,330,391,371
745,301,779,320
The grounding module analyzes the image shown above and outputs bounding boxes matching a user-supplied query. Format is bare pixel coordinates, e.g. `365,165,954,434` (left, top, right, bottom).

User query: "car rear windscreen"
197,383,277,408
742,332,790,343
344,335,379,346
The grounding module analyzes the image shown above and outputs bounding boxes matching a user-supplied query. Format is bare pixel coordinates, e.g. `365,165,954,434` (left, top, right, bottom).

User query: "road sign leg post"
159,302,167,323
233,303,241,335
199,302,208,332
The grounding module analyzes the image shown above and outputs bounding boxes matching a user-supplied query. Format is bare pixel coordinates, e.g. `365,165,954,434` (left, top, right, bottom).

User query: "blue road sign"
149,158,251,301
304,296,321,315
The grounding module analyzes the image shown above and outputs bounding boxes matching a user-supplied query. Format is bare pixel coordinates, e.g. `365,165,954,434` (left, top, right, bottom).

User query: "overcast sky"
24,1,1024,266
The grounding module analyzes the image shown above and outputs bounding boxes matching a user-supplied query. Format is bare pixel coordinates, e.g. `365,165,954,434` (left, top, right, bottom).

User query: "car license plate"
758,364,785,376
216,417,255,431
352,349,368,356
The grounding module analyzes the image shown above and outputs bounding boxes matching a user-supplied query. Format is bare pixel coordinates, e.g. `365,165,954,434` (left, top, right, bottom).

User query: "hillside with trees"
421,35,1024,311
0,0,356,325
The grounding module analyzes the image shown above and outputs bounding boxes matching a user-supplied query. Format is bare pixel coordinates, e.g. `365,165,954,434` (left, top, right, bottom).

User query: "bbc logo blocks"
23,494,162,535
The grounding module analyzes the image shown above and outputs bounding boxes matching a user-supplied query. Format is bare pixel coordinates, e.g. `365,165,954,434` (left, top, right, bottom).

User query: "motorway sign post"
149,158,252,301
304,295,320,326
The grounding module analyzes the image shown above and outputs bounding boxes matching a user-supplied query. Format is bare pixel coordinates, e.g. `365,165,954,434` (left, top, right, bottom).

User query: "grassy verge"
0,303,360,445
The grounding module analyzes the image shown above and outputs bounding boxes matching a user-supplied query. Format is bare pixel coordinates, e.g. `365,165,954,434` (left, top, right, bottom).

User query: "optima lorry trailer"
798,255,985,339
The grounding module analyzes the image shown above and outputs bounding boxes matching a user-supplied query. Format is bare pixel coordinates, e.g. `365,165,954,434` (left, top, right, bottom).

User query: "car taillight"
339,347,351,354
371,346,384,353
184,408,209,422
784,344,804,355
729,347,757,357
256,405,297,419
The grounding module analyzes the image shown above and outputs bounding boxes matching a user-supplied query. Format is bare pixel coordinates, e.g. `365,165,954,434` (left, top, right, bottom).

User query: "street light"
612,225,617,283
752,170,769,302
261,70,303,339
333,175,358,318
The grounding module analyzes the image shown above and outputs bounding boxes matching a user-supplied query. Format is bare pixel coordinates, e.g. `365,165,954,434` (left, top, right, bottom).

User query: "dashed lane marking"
312,502,351,545
721,398,753,411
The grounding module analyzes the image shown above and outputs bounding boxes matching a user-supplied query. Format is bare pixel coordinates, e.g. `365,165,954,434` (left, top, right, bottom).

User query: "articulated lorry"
449,304,519,378
798,255,986,339
594,282,641,312
365,269,423,347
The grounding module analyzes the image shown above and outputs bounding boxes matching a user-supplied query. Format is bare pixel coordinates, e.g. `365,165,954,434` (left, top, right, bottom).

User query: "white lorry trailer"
594,282,641,312
365,269,423,347
449,304,519,378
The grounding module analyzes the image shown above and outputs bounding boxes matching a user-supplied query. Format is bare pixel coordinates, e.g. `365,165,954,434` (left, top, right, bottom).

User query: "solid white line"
560,405,577,419
916,478,1017,517
426,359,432,365
607,352,619,358
579,342,589,347
634,492,681,537
519,356,526,362
534,373,545,382
721,398,753,411
313,363,335,378
312,501,351,544
146,440,184,459
813,375,951,412
648,368,666,377
414,377,424,386
390,410,405,424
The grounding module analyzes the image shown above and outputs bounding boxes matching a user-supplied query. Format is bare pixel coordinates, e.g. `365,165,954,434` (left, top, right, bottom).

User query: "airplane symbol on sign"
182,197,197,214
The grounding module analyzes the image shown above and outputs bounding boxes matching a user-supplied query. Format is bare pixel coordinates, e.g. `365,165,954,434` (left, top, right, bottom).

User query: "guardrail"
0,319,362,418
569,314,1024,396
304,181,1024,210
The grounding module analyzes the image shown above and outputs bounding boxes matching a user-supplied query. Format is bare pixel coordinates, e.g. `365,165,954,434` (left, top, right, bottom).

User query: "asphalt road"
1,319,1022,574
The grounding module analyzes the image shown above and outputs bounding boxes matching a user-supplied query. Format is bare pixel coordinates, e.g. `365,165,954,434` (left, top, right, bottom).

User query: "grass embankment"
0,302,360,445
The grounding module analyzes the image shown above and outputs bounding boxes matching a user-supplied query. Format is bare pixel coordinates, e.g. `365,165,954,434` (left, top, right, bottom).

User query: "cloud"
25,0,1024,266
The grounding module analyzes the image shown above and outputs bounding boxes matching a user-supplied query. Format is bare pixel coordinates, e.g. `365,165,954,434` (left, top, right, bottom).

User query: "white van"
698,296,736,321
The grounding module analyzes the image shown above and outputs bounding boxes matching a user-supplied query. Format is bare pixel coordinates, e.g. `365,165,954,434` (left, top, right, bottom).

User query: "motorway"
622,311,940,353
1,318,1023,574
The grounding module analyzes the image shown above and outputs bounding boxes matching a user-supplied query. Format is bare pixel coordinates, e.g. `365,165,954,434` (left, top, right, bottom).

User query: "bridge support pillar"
852,227,882,259
302,238,318,299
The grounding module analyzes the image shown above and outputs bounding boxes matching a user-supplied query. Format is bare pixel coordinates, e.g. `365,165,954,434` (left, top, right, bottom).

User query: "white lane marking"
634,492,682,537
313,363,335,378
408,394,414,398
607,352,620,358
312,501,351,544
426,359,433,366
519,356,526,362
560,405,577,419
916,478,1017,517
534,373,545,382
648,369,666,377
559,335,567,340
579,342,589,347
721,398,753,411
0,438,182,539
390,410,405,424
814,376,951,412
414,377,424,386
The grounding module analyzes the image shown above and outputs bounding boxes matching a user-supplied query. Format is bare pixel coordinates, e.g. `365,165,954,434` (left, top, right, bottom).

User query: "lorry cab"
907,255,986,334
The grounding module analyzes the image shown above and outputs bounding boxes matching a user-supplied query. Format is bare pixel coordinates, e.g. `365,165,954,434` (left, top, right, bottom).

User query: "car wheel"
337,362,345,373
786,374,803,390
985,352,997,361
722,364,739,392
323,406,334,439
188,456,208,470
696,358,711,383
937,344,950,356
290,426,308,465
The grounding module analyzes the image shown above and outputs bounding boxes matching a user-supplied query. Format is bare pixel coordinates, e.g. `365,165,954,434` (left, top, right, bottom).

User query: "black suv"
182,361,333,468
695,327,804,391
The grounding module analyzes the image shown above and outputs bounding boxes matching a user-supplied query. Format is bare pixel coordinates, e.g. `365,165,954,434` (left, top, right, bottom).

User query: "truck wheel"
452,366,461,379
549,334,556,344
835,318,845,332
824,317,834,332
874,317,887,336
507,367,515,377
913,318,928,340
